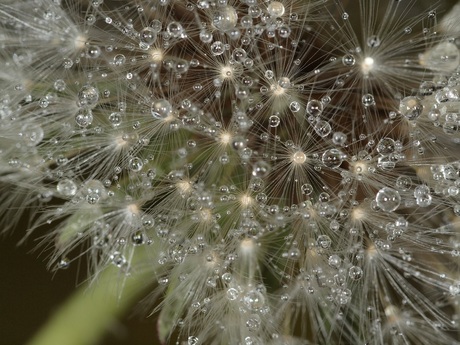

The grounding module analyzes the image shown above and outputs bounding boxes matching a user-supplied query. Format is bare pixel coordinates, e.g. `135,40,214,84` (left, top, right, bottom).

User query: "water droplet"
367,35,381,48
348,266,363,280
110,252,127,267
75,109,94,128
167,22,184,38
306,99,323,116
188,336,199,345
301,183,313,195
269,115,280,127
77,85,99,108
342,54,355,66
362,93,375,107
377,137,395,154
267,1,285,17
314,120,332,137
54,79,66,91
57,179,78,196
252,160,270,178
322,149,345,168
213,6,238,31
151,99,172,119
375,187,401,212
227,287,239,300
140,27,157,45
332,131,347,145
399,96,423,120
243,290,265,311
210,41,225,56
131,231,145,245
317,235,331,249
20,124,44,146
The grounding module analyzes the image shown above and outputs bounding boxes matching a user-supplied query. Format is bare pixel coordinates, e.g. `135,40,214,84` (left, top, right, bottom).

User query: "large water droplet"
375,187,401,212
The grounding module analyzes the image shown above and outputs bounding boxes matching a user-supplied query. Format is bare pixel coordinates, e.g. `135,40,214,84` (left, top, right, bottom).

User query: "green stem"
27,248,157,345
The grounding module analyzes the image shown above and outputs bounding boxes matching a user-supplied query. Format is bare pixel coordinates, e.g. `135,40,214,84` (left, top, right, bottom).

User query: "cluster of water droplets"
1,0,460,344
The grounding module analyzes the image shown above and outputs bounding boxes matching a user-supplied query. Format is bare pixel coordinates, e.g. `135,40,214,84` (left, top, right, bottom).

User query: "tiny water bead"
128,157,143,172
269,115,280,127
322,149,345,168
399,96,423,120
151,99,172,119
375,187,401,212
139,27,157,46
210,41,225,56
188,336,199,345
362,93,375,107
20,123,44,146
317,235,332,249
56,179,78,197
212,6,238,31
342,54,355,66
348,266,363,280
77,85,99,108
267,1,285,17
75,109,94,128
306,99,323,116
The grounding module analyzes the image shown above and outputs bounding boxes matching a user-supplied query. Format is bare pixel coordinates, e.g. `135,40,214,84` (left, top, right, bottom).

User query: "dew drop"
57,179,78,196
375,187,401,212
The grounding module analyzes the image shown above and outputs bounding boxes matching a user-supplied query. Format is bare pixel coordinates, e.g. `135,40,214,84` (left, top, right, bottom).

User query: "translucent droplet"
151,99,172,119
246,315,261,332
57,179,78,196
77,85,99,108
131,231,145,245
167,22,184,38
213,6,238,31
395,176,412,191
252,160,270,178
332,131,347,145
422,42,459,72
377,137,395,154
57,257,70,269
399,96,423,120
348,266,363,280
414,185,431,207
375,187,401,212
20,124,44,146
86,45,101,58
75,109,93,128
267,1,285,17
362,93,375,107
314,120,332,137
188,336,199,345
110,252,127,267
328,254,342,268
306,99,323,116
367,35,381,48
322,149,345,168
113,54,126,66
278,77,291,89
269,115,280,127
289,101,300,112
243,290,265,311
227,287,239,300
109,112,122,126
342,54,355,66
54,79,66,91
301,183,313,195
128,157,143,172
210,41,225,56
317,235,331,249
140,27,157,45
